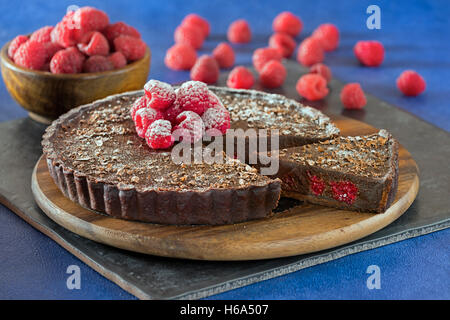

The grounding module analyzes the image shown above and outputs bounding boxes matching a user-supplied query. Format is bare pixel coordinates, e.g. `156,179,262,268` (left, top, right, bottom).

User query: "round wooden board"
31,116,419,261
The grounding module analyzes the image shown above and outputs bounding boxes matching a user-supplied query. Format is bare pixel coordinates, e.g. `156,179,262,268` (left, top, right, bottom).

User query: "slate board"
0,60,449,299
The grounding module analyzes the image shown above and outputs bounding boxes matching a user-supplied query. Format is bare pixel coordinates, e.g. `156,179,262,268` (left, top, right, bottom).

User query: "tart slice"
259,130,399,213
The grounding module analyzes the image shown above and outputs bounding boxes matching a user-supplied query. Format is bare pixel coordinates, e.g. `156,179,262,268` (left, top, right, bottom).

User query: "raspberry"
330,181,358,205
50,47,85,74
164,100,184,125
173,111,205,143
164,43,197,70
296,74,329,101
8,35,28,59
340,83,367,109
190,55,220,84
202,104,231,136
145,119,175,150
30,26,54,44
174,24,204,49
113,35,146,61
396,70,426,96
226,66,254,89
312,23,339,52
252,47,282,73
309,63,332,83
272,11,303,37
144,80,176,111
103,22,141,44
297,37,324,67
268,32,296,58
108,51,127,69
134,107,164,138
130,96,147,121
181,14,210,38
260,60,286,89
227,19,251,44
176,81,211,115
51,12,77,48
43,42,64,62
212,42,235,69
13,40,47,70
354,40,384,67
77,31,110,56
72,7,109,34
82,55,114,73
308,174,326,196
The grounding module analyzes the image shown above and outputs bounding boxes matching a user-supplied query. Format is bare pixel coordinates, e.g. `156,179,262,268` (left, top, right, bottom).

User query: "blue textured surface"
0,0,449,299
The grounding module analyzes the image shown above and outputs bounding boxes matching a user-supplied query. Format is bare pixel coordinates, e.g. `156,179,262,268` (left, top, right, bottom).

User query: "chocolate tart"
258,130,399,213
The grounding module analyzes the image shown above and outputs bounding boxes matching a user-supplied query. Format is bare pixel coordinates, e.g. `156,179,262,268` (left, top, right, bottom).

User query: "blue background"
0,0,449,299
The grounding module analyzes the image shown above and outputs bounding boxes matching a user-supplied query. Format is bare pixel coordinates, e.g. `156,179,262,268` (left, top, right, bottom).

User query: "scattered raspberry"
173,111,205,143
308,174,326,196
296,74,329,101
259,60,286,89
77,31,110,56
354,40,384,67
108,51,127,69
164,43,197,71
268,32,296,58
297,37,324,67
134,107,164,138
272,11,303,37
50,12,77,48
145,119,175,149
72,6,109,34
190,55,220,84
330,181,358,205
43,42,64,62
13,40,47,70
8,35,28,59
113,35,146,61
202,104,231,136
144,80,176,111
252,47,282,73
312,23,339,52
82,55,114,73
176,81,211,115
130,96,147,121
174,24,204,49
226,66,254,89
103,22,141,44
29,26,54,44
181,14,210,38
309,63,332,83
212,42,235,69
227,19,251,44
340,83,367,109
396,70,426,96
50,47,85,74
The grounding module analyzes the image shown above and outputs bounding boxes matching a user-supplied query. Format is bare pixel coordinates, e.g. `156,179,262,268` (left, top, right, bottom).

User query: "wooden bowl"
0,41,151,123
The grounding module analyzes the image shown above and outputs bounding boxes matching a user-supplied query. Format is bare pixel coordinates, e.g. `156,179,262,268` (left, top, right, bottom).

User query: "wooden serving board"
31,115,419,261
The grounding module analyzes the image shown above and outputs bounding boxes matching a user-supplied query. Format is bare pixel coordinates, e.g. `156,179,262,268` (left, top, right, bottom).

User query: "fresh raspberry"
272,11,303,37
134,107,164,138
181,14,210,38
396,70,426,96
29,26,54,44
330,181,358,205
353,40,384,67
164,100,184,125
103,22,141,44
108,51,127,69
340,83,366,109
309,63,332,83
312,23,339,52
202,104,231,136
113,35,146,61
175,81,211,115
308,174,326,196
51,12,77,48
50,47,85,74
268,32,296,58
260,60,286,89
297,37,324,67
173,111,205,143
296,74,329,101
190,55,220,84
174,24,204,49
8,35,28,59
13,40,47,70
226,66,254,89
145,119,175,149
130,96,147,121
77,31,110,56
164,43,197,71
43,42,64,62
144,80,176,111
212,42,235,69
82,55,114,73
252,47,282,73
72,7,109,34
227,19,251,44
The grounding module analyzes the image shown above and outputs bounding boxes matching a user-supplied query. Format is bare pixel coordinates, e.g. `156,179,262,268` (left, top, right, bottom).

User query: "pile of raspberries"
8,6,146,74
131,80,231,149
